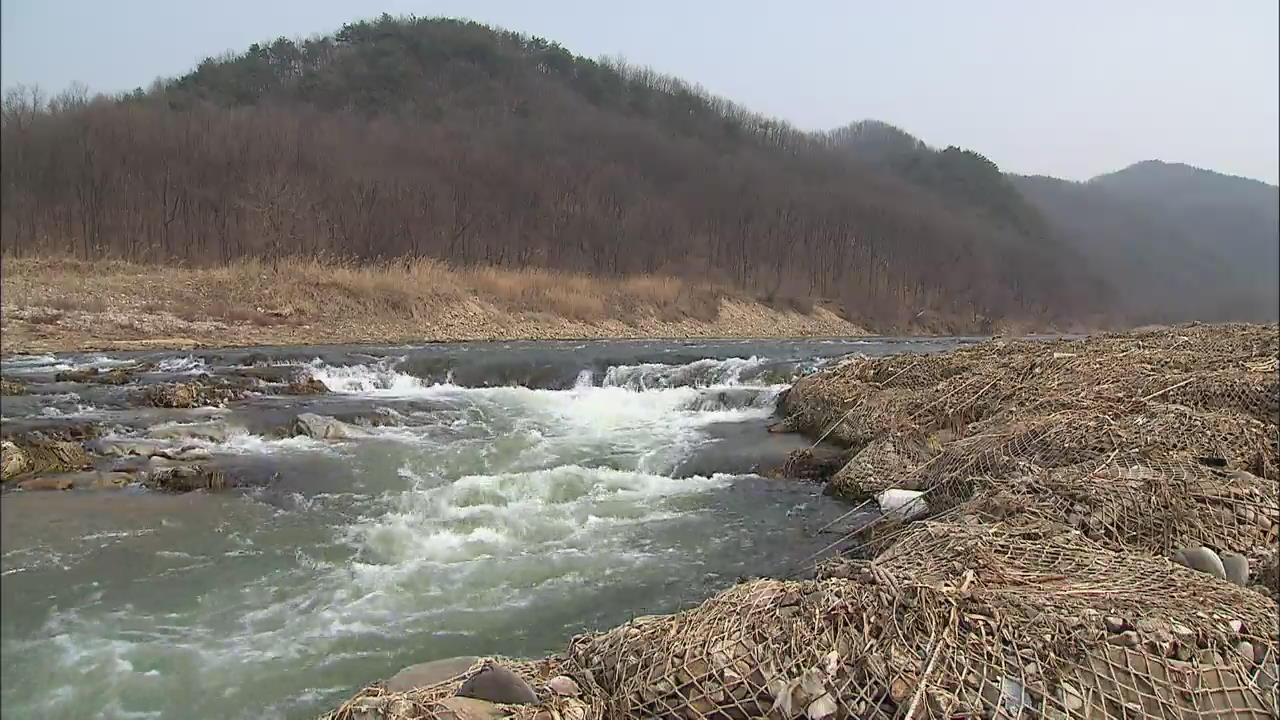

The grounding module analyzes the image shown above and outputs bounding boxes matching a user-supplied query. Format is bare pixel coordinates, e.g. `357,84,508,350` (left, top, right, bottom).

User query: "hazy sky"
3,1,1277,183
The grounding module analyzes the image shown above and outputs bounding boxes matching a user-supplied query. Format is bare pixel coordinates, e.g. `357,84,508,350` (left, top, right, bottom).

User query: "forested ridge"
1,15,1273,330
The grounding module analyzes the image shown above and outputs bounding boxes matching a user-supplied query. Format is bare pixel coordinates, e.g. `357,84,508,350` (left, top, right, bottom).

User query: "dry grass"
2,256,733,324
1,255,864,352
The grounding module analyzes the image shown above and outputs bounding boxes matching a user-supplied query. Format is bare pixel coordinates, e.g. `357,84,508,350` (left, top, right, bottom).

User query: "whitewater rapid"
1,339,946,719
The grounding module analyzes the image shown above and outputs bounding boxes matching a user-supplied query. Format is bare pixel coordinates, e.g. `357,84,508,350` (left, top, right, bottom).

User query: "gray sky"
3,0,1277,183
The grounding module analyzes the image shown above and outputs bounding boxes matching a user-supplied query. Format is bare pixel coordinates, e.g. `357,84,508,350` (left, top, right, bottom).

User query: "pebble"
1220,552,1249,586
432,696,505,720
545,675,580,696
457,665,539,704
1107,631,1139,647
1175,546,1227,581
386,656,479,693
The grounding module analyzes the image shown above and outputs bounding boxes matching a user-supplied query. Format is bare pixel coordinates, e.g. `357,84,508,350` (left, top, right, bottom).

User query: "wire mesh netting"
569,520,1278,719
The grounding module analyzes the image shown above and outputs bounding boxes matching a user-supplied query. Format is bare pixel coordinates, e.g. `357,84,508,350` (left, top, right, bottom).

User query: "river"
0,336,972,719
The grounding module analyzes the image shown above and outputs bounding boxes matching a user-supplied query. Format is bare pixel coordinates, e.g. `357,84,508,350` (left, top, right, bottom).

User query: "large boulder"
291,413,364,440
1,438,91,481
386,656,480,693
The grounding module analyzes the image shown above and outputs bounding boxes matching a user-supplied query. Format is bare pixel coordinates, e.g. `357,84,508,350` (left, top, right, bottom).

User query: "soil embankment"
0,258,865,353
319,324,1279,719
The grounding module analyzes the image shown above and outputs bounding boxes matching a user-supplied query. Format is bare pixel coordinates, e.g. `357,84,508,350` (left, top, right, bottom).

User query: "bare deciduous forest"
2,15,1274,331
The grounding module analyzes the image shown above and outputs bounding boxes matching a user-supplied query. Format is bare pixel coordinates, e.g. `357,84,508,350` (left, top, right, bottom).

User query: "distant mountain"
828,120,1277,324
1015,162,1279,323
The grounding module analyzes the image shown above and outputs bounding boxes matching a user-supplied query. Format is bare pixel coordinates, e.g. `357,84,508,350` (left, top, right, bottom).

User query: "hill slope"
3,15,1273,331
0,15,1102,333
1016,162,1279,323
829,121,1278,325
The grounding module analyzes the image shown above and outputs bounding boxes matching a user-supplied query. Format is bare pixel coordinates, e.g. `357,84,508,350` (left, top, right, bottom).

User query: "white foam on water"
600,356,771,390
155,356,207,374
308,357,424,394
0,353,60,369
352,464,730,572
0,351,829,720
75,355,142,370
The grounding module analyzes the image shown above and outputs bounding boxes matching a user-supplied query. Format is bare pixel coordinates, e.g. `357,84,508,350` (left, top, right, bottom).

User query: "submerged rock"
18,470,132,490
774,446,847,482
148,422,231,443
96,438,208,460
16,476,74,491
767,417,798,433
291,413,364,440
456,664,539,704
386,656,480,693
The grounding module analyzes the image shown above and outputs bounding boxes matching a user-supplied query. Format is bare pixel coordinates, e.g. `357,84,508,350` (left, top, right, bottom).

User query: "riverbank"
323,323,1279,719
0,257,866,353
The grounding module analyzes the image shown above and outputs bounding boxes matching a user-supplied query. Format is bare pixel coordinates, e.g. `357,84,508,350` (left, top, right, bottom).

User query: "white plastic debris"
876,488,929,521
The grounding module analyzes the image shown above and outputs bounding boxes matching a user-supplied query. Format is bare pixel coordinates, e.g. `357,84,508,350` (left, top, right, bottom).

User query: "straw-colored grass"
0,256,862,352
2,256,726,323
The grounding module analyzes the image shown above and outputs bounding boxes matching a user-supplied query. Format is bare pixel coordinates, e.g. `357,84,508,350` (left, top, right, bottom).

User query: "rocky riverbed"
1,336,981,719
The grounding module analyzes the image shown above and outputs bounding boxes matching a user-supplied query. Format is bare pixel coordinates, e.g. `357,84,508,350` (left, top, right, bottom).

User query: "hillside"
830,121,1278,326
0,15,1101,334
1,15,1273,333
1016,162,1279,324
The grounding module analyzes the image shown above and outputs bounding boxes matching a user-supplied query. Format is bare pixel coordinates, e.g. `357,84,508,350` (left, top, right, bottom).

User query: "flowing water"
0,337,972,719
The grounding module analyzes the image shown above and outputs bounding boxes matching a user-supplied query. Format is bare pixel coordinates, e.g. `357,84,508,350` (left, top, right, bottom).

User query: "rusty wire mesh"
568,520,1278,719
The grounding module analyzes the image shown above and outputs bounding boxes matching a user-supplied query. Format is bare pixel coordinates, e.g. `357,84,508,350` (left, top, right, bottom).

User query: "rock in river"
2,438,91,481
139,381,245,409
284,377,329,395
